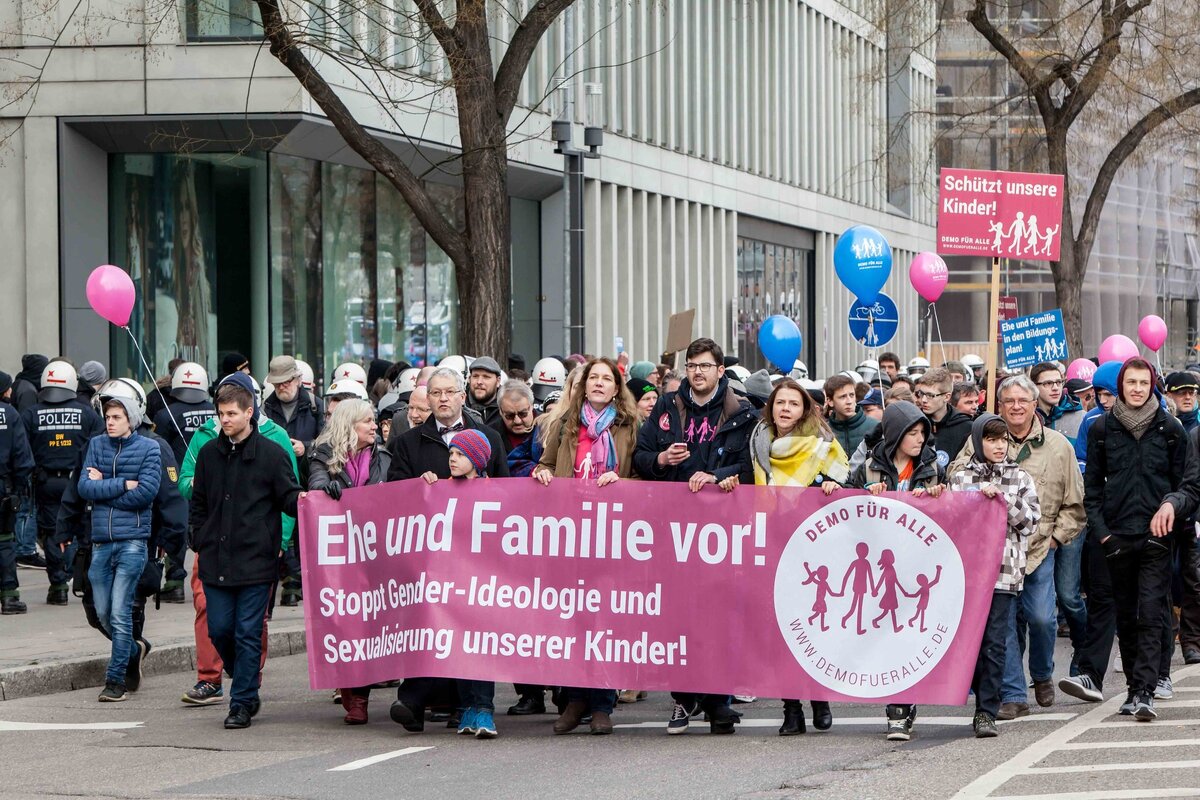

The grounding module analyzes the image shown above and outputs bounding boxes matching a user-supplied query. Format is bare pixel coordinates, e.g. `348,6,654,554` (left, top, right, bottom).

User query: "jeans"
973,593,1015,718
1003,549,1057,702
88,540,147,685
203,581,273,710
1110,536,1174,694
566,687,616,714
1055,533,1088,660
458,680,496,712
15,494,36,557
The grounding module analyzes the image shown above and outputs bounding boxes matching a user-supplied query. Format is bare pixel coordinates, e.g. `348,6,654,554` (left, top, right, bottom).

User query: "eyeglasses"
685,362,719,373
1036,379,1064,389
502,408,532,421
914,390,948,400
999,398,1035,407
428,389,461,400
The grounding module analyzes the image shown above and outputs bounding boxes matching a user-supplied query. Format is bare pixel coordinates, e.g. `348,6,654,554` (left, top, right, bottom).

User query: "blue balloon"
758,315,802,371
833,225,893,305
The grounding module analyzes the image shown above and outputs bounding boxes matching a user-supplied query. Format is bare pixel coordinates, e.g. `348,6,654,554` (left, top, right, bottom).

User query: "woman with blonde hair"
307,399,391,724
533,358,639,734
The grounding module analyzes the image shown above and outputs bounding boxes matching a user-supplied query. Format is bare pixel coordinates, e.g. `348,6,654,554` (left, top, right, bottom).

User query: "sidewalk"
0,553,308,700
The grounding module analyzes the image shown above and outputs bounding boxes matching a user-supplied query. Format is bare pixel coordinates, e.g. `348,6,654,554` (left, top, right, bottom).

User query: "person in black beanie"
11,354,47,413
210,353,250,398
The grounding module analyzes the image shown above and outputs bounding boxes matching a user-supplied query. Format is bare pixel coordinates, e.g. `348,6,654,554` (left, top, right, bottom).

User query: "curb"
0,627,308,701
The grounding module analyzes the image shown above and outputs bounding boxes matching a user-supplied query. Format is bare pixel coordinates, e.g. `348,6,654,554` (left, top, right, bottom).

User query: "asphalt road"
5,645,1200,800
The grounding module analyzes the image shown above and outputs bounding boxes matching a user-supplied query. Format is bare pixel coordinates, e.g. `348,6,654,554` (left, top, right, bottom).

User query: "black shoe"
0,596,27,615
46,588,67,605
507,694,546,715
551,687,567,715
16,553,46,569
704,703,740,733
811,700,832,731
389,699,425,732
280,592,300,607
125,639,150,692
1185,648,1200,665
224,706,252,729
98,681,128,702
779,703,806,736
973,711,998,738
159,586,185,604
248,699,261,718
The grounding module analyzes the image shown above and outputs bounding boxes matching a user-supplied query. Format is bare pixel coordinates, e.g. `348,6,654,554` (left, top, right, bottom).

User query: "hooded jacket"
1040,393,1085,449
11,354,47,413
928,407,973,468
951,414,1084,574
829,408,879,459
948,414,1041,593
1085,373,1200,543
1074,361,1122,467
848,401,943,490
633,376,757,483
77,429,162,543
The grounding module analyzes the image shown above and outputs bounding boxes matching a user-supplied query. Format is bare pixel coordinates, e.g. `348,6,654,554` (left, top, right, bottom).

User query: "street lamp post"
553,82,603,356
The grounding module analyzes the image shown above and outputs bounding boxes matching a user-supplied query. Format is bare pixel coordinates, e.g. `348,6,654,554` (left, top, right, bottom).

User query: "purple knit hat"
450,429,492,476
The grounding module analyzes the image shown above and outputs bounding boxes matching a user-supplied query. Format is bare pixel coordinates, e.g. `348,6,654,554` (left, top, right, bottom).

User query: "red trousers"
191,556,268,684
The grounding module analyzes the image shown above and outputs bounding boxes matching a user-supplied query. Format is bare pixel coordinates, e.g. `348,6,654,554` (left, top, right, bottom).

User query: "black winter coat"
1085,405,1200,542
633,378,757,483
386,415,510,481
308,442,391,492
929,408,973,469
263,388,324,450
189,426,302,587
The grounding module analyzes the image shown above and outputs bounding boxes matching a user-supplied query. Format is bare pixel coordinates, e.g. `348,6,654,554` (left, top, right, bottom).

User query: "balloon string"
123,326,186,442
930,305,949,369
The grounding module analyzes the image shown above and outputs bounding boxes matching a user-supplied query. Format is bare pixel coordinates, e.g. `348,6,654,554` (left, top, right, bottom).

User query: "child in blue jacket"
78,395,160,702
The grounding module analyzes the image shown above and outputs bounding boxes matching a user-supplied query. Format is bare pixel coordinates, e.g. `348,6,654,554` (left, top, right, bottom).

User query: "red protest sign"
937,169,1065,262
996,296,1018,343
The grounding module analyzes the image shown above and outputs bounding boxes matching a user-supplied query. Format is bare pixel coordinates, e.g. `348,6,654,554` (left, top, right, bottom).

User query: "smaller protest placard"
1000,309,1068,369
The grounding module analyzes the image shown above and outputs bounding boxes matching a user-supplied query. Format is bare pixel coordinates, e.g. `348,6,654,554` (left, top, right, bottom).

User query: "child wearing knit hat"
419,429,493,484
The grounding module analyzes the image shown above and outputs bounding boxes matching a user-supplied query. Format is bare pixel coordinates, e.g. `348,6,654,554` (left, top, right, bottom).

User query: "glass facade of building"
735,236,815,372
110,152,461,390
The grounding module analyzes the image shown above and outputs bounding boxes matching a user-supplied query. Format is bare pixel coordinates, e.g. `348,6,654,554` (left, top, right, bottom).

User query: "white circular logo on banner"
773,495,965,698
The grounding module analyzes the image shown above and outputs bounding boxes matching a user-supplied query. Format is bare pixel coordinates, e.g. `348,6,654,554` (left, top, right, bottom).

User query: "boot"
553,700,588,734
343,693,368,725
811,700,833,731
779,701,806,736
159,585,185,604
1,595,27,615
46,587,68,606
705,702,739,734
589,710,614,735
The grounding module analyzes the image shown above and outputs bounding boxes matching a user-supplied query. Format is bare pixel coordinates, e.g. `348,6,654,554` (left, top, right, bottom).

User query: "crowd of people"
1,338,1198,741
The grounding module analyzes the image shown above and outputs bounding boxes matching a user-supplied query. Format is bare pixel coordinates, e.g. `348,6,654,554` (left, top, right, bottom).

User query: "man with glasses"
952,375,1085,718
1166,372,1200,665
1031,362,1085,449
1166,372,1200,433
264,356,324,463
914,367,972,469
634,337,757,735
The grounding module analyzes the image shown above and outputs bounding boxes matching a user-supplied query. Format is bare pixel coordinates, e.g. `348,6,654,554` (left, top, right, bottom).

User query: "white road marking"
614,714,1076,730
953,663,1200,800
328,746,434,771
0,720,144,731
1024,759,1200,774
1058,738,1200,750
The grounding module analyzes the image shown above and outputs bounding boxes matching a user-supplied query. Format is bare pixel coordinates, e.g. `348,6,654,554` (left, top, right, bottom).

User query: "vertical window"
269,154,323,379
185,0,263,40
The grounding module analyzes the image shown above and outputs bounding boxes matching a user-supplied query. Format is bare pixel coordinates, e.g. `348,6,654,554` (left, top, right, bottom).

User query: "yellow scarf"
751,422,850,487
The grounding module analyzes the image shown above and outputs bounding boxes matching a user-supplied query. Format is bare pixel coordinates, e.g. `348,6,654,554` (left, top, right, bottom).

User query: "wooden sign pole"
985,256,1001,413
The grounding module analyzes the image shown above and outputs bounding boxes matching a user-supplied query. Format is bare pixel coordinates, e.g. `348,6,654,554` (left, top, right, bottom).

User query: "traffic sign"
847,292,899,348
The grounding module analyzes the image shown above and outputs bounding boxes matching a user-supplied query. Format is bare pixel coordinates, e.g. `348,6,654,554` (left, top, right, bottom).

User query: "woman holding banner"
747,378,848,735
534,357,640,734
307,399,392,725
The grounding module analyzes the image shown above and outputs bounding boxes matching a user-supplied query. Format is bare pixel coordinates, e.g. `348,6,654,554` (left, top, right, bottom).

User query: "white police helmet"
170,362,209,403
39,361,78,403
331,362,368,386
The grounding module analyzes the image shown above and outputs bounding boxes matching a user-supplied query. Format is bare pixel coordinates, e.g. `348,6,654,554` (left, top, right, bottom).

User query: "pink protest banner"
938,168,1065,262
298,479,1006,704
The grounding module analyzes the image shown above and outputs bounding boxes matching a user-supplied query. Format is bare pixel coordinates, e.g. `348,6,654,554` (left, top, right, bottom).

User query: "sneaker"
126,639,150,693
1059,674,1103,703
667,702,694,735
973,711,998,738
16,553,46,569
732,695,757,703
457,707,479,735
1155,677,1174,700
886,717,911,741
98,681,127,702
1134,692,1157,721
1118,691,1137,716
474,709,498,739
181,680,224,705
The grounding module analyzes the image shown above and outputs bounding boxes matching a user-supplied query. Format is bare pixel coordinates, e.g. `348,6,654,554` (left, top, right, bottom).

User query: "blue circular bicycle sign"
847,292,899,348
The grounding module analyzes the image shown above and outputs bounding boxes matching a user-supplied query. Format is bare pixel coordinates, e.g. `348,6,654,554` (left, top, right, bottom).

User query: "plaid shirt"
950,458,1041,593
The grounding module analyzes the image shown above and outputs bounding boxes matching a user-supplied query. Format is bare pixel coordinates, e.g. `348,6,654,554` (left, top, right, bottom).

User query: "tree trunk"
457,149,512,359
1044,132,1085,359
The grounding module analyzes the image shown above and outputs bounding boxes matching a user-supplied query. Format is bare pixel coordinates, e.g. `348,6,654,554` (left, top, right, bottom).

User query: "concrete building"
0,0,937,387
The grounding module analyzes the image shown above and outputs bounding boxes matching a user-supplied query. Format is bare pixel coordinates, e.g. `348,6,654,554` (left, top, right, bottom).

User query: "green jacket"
180,416,299,549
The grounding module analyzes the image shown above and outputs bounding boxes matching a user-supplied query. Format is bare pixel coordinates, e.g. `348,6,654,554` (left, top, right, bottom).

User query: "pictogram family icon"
802,543,943,635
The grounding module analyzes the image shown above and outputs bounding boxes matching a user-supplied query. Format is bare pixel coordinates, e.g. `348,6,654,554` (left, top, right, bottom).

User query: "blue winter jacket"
78,431,161,543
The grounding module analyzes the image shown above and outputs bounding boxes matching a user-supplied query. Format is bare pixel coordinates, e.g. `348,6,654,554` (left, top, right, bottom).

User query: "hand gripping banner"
298,480,1007,704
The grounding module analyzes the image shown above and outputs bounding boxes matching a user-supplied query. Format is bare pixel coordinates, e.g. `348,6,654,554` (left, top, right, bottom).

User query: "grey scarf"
1112,399,1157,440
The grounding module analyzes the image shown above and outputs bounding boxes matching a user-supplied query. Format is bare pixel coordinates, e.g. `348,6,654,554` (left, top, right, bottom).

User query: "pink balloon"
908,252,948,303
86,265,136,327
1065,358,1095,382
1137,314,1168,352
1097,334,1140,364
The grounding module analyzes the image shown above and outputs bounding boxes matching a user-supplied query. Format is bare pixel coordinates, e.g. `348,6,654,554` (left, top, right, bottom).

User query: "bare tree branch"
412,0,460,60
495,0,578,125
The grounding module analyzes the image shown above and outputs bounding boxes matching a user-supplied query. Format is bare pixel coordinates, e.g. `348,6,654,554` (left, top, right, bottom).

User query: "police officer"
152,362,215,465
54,378,187,687
0,371,35,614
22,360,103,604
